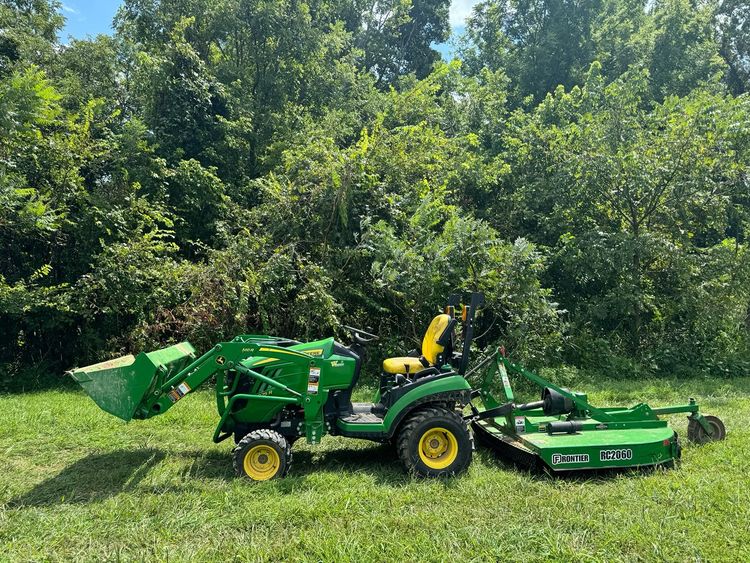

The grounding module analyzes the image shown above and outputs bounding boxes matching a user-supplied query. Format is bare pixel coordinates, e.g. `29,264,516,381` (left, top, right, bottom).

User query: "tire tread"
233,428,292,479
396,406,471,476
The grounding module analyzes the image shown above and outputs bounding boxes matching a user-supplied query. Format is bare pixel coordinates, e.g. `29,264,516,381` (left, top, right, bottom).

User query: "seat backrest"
421,314,452,365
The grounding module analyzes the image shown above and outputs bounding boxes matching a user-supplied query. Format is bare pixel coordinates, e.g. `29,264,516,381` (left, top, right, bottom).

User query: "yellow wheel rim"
418,427,459,470
243,444,281,480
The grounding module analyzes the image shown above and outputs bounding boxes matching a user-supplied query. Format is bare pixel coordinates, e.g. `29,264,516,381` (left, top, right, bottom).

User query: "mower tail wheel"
397,406,472,477
233,429,291,481
687,415,726,444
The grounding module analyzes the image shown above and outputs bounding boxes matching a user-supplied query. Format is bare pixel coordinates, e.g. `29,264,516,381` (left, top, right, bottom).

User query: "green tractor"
70,294,486,480
70,292,726,480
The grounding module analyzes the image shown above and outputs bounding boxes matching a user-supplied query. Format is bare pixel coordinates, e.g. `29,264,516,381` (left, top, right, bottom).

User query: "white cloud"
450,0,480,27
62,4,79,14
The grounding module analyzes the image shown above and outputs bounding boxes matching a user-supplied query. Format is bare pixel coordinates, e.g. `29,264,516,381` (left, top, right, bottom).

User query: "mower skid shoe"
472,420,541,471
68,342,196,421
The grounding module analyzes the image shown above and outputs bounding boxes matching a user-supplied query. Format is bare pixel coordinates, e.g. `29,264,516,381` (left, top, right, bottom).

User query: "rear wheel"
233,429,291,481
397,406,472,477
687,415,726,444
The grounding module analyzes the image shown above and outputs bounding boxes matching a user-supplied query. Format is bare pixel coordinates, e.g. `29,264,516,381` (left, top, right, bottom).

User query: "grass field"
1,375,749,562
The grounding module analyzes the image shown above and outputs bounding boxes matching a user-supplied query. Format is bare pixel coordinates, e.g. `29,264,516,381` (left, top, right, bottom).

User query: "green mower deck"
474,417,679,471
468,352,725,472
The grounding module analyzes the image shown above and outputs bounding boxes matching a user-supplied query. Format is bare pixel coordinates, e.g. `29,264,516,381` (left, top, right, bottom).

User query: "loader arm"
137,339,310,420
69,336,310,423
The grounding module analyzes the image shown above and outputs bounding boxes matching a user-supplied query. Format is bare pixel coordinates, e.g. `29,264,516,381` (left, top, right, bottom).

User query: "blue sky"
60,1,122,39
60,0,477,58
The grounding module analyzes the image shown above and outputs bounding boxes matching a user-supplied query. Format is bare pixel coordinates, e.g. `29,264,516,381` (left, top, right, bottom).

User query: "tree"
0,0,63,73
461,0,726,105
2,0,750,387
717,0,750,94
590,0,650,80
646,0,725,101
461,0,606,104
357,0,451,85
134,17,228,163
500,66,750,369
52,35,125,112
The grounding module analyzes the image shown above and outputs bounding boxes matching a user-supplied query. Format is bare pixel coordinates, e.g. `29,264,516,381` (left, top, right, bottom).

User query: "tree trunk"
631,230,642,352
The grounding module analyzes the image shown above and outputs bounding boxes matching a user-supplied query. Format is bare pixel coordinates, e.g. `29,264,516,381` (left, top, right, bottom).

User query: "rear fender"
382,375,471,438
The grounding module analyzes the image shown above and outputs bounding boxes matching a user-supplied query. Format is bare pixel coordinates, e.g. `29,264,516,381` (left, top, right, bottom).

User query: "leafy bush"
2,0,750,389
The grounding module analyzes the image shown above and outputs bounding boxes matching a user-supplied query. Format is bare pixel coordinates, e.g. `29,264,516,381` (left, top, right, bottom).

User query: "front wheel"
397,406,472,477
233,429,292,481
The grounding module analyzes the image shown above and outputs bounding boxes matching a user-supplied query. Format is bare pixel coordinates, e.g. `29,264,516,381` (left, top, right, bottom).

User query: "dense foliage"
1,0,749,388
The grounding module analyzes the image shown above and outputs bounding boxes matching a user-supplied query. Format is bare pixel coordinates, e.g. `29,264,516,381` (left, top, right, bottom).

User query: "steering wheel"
342,325,379,344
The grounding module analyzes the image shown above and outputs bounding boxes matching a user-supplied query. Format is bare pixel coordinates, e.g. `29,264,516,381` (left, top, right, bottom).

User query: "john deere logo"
216,356,226,365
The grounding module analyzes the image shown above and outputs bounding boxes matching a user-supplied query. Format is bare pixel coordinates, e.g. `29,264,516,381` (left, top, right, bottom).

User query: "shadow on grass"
7,443,412,507
177,449,235,481
175,442,408,486
288,442,407,484
15,429,676,505
9,437,682,508
475,443,676,483
8,449,166,508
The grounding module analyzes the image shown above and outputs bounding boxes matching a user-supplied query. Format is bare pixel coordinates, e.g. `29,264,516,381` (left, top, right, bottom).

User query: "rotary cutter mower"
469,350,725,472
69,292,725,480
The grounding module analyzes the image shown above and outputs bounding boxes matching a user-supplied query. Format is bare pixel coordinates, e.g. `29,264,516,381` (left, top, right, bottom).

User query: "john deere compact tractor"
70,292,725,480
71,294,486,479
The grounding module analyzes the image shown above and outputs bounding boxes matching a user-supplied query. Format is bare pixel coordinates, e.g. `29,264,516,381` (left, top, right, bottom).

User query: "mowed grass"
1,376,749,562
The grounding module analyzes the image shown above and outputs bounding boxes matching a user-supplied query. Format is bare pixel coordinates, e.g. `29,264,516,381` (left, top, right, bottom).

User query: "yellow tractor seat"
383,314,454,375
382,357,426,374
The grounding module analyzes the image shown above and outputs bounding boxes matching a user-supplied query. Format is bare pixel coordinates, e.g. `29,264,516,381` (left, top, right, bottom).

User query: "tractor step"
351,402,374,414
341,412,383,424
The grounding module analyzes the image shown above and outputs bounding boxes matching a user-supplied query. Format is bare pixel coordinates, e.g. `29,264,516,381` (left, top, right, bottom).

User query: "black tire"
233,432,300,448
233,429,292,481
687,415,726,444
397,406,472,477
235,431,299,447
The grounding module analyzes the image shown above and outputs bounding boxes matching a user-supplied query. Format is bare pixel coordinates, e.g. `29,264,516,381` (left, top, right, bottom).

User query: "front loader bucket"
68,342,196,421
